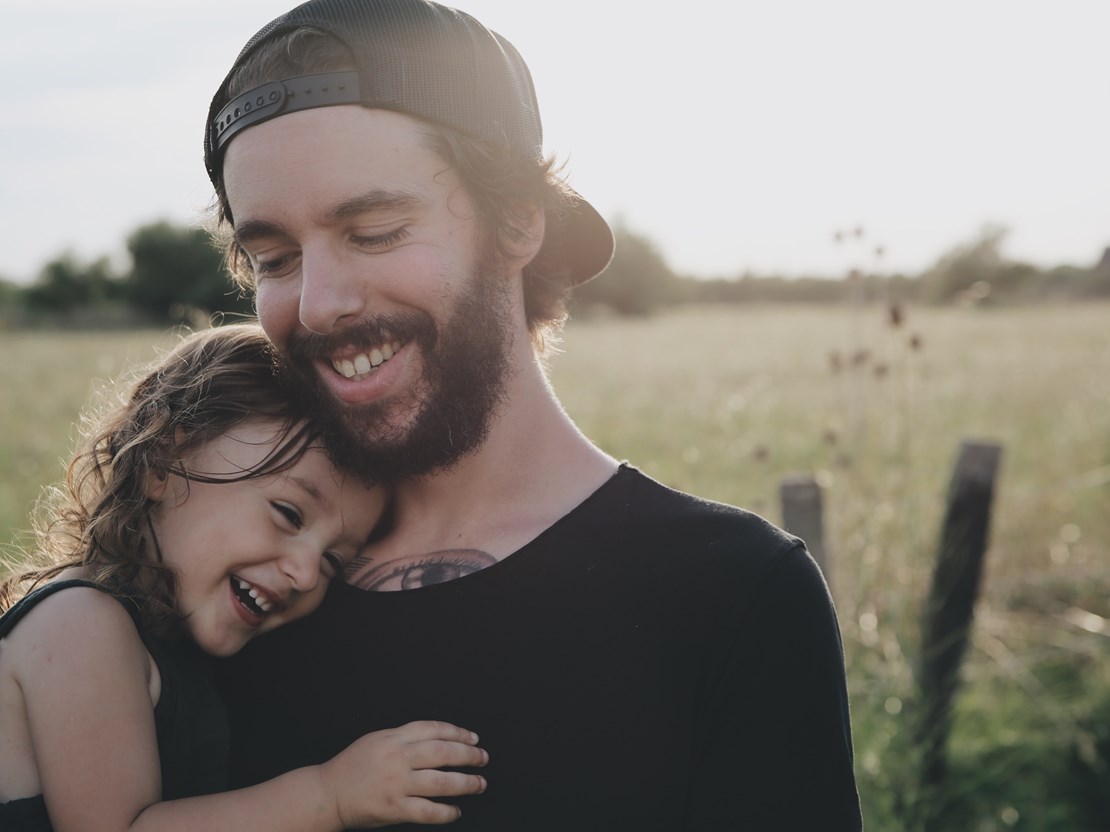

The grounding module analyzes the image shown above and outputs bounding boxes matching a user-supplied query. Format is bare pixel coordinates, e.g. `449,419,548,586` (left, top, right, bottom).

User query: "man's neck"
345,347,617,591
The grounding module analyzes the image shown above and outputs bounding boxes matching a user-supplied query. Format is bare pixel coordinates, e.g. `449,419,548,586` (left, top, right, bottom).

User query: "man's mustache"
285,312,437,363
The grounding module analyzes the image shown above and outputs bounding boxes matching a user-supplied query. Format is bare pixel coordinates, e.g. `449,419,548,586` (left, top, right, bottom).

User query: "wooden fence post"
916,439,1003,794
779,474,828,580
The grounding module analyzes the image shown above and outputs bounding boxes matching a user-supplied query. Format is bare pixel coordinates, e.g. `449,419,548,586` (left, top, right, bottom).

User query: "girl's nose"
279,545,323,593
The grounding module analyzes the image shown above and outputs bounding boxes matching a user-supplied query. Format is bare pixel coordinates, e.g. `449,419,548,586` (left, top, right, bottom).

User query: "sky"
2,0,1107,284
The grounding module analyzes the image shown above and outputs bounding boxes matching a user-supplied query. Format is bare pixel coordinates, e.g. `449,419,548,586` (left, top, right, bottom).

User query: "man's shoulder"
566,464,828,628
599,464,799,548
578,464,807,580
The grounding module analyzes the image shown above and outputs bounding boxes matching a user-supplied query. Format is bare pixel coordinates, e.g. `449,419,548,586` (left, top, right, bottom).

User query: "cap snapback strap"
211,71,361,156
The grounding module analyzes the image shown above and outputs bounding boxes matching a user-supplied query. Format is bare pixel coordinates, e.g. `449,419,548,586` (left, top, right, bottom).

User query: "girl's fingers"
408,768,488,798
395,720,480,744
394,796,465,826
407,739,489,770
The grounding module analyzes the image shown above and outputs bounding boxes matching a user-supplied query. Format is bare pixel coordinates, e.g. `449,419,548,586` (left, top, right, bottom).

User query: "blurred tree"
125,221,252,323
571,221,681,316
917,225,1012,304
1039,264,1094,300
990,262,1039,300
0,277,20,305
686,273,852,304
1091,246,1110,297
23,252,121,314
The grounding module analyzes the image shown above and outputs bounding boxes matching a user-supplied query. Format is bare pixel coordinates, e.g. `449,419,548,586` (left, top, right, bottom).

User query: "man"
205,1,863,828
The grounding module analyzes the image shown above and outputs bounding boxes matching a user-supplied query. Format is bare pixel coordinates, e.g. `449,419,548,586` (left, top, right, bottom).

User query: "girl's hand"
320,720,488,828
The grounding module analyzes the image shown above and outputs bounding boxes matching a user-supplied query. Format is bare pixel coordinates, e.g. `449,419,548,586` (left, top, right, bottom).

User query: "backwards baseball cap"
204,0,614,286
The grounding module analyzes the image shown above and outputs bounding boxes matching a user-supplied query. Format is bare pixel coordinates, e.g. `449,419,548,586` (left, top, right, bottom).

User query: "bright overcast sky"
2,0,1107,283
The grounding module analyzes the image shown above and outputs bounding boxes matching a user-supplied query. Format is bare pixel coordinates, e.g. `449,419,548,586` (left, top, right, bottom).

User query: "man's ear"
504,201,546,268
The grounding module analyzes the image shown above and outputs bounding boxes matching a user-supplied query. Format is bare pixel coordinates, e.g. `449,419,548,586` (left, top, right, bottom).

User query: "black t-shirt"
218,465,862,830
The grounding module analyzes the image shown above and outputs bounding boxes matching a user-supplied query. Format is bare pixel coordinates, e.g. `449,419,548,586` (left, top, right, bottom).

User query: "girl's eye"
272,503,303,529
322,552,344,577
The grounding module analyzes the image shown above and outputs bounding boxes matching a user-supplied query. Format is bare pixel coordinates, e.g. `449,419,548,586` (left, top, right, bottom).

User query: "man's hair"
0,324,321,635
212,28,578,346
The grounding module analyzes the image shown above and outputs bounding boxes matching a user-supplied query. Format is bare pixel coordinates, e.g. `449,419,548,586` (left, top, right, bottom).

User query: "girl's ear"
144,468,169,502
146,427,187,502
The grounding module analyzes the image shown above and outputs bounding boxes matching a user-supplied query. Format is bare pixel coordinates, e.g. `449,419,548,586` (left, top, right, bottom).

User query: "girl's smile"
147,419,384,656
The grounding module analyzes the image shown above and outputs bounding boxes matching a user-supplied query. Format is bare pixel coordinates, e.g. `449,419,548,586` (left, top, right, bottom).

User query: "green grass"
3,303,1109,830
557,303,1110,830
0,328,180,555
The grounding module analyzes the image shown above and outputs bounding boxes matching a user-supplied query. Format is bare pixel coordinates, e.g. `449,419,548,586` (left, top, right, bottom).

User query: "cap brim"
540,190,614,286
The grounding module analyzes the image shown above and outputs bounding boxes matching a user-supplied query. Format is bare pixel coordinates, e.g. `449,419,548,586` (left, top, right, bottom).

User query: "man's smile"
329,339,404,380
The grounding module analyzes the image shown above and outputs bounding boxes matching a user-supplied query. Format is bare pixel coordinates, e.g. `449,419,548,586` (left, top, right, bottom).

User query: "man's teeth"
236,577,272,613
332,341,401,379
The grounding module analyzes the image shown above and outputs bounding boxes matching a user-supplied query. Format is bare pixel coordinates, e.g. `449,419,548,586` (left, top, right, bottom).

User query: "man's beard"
278,255,514,484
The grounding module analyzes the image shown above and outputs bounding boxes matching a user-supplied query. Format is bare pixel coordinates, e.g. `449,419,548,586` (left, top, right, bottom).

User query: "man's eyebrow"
330,189,426,220
233,218,286,248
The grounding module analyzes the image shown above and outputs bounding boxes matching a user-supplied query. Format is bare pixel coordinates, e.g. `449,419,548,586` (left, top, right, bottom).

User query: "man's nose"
298,246,368,335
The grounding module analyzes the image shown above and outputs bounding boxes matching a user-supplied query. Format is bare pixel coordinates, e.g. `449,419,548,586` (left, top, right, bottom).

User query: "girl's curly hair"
1,323,320,637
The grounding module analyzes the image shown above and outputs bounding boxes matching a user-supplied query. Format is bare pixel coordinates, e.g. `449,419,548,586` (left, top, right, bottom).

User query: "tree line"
1,219,1108,327
572,222,1110,314
0,222,252,328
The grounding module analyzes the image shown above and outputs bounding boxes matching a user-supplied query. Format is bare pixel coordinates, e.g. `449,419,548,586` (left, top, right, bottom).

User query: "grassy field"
3,303,1109,830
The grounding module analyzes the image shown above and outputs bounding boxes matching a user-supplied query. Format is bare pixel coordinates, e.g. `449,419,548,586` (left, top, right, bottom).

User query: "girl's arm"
11,588,486,832
134,722,488,830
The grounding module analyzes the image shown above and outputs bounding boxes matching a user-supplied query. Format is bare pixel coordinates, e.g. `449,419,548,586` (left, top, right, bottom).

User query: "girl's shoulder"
1,580,154,692
2,578,135,634
1,581,166,820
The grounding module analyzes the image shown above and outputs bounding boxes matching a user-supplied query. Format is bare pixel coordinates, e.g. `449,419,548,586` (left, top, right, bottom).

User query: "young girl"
0,324,487,831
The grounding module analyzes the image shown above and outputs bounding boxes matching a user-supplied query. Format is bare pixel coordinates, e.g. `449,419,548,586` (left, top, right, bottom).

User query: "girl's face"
147,419,384,656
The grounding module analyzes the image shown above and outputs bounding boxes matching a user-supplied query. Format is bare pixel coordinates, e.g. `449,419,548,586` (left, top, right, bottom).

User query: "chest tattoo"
346,548,499,591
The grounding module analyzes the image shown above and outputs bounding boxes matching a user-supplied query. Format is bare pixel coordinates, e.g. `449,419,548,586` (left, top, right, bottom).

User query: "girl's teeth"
236,578,272,613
